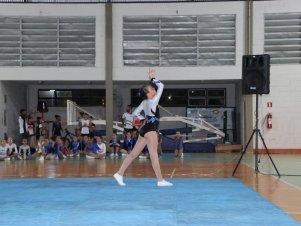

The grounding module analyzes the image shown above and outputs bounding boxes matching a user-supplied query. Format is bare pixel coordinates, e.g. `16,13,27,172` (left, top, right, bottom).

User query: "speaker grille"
242,55,270,95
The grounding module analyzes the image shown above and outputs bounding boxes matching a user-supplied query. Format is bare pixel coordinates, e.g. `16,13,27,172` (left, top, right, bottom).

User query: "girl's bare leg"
114,132,172,186
145,131,173,186
120,149,128,154
114,136,146,186
86,152,98,158
117,135,146,176
97,153,106,159
144,131,163,181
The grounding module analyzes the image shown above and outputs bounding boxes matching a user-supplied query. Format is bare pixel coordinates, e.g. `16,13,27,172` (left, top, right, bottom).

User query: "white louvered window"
123,14,236,66
0,16,95,67
265,13,301,64
0,17,20,66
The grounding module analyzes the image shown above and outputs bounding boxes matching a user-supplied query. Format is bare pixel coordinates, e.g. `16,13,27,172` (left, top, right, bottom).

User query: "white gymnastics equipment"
67,100,124,133
158,105,225,143
66,100,225,141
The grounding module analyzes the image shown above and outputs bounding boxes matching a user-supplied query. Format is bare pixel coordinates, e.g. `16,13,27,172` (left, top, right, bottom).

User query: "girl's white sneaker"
157,180,173,187
113,173,126,186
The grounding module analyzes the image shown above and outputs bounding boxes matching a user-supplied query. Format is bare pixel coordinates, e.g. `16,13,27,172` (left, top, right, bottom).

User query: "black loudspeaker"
242,54,270,94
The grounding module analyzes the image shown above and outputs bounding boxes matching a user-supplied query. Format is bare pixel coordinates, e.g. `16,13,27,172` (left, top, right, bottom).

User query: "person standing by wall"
18,109,28,140
174,130,184,158
122,105,134,136
52,115,63,139
79,113,92,137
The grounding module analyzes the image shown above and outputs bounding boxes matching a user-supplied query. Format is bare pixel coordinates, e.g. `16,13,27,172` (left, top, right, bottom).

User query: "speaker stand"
232,94,280,177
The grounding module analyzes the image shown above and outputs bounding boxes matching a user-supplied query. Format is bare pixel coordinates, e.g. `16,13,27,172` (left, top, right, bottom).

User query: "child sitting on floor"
95,136,106,159
70,137,80,157
84,136,99,159
45,138,56,160
139,145,149,159
109,133,121,157
6,137,20,160
0,139,9,161
32,135,46,160
19,138,30,160
54,137,67,159
121,131,136,156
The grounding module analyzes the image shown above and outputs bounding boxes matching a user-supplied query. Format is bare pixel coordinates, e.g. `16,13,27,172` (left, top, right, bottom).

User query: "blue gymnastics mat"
0,178,299,226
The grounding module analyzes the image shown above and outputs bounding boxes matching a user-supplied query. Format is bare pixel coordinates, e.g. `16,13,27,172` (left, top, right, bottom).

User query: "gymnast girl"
113,74,173,187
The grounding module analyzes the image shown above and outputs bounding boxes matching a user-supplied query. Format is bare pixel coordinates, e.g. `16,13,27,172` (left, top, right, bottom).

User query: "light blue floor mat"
0,178,299,226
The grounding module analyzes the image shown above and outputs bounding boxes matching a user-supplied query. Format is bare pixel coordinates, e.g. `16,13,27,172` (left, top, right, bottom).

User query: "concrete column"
0,82,6,139
243,0,254,152
105,3,113,146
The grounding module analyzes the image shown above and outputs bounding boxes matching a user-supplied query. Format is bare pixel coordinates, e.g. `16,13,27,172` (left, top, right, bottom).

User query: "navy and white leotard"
133,79,163,137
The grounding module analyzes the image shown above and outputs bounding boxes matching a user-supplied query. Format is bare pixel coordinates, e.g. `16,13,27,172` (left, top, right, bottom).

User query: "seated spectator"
132,130,139,140
32,135,46,160
70,137,80,157
6,137,20,160
139,145,149,159
0,139,9,161
109,133,121,157
95,136,106,159
120,131,136,156
52,137,67,160
84,136,99,159
19,138,30,160
45,138,56,160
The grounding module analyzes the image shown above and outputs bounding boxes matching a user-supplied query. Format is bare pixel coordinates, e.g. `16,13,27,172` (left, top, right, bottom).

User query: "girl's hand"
148,73,155,80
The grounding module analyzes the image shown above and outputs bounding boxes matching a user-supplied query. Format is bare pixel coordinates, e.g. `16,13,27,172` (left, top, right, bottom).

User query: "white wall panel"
113,2,245,81
0,83,6,138
253,0,301,149
0,82,27,141
0,4,105,81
